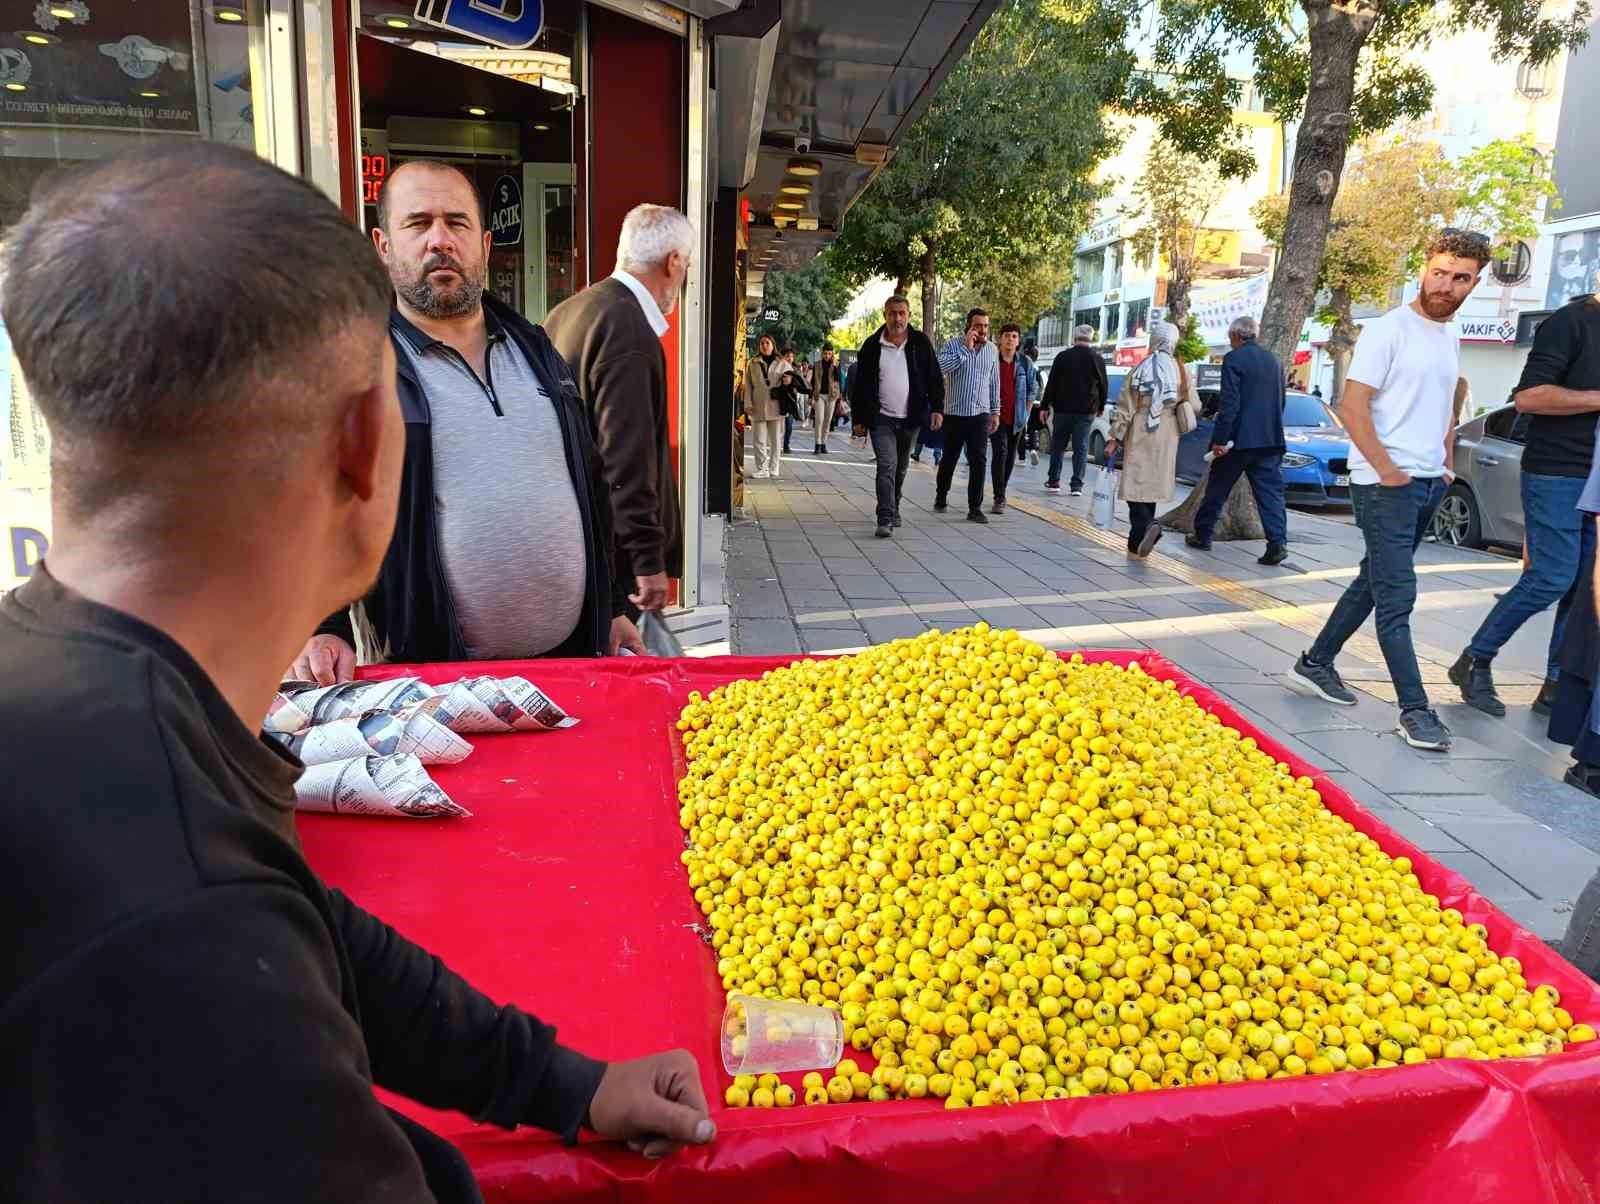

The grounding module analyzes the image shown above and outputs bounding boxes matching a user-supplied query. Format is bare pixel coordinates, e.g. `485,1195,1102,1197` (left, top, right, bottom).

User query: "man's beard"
1417,288,1465,320
398,254,485,319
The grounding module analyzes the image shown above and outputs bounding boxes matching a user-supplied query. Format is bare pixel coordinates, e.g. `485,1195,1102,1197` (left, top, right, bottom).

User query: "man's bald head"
1,142,392,521
376,160,485,233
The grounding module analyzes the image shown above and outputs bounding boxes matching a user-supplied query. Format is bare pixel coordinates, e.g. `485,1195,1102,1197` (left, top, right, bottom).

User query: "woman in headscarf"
1104,320,1192,557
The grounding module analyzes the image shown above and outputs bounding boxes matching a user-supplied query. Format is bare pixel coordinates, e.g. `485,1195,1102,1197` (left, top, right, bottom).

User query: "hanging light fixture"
787,159,821,177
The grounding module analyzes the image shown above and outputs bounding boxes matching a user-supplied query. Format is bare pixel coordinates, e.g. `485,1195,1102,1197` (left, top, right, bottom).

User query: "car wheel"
1431,482,1482,549
1089,431,1106,465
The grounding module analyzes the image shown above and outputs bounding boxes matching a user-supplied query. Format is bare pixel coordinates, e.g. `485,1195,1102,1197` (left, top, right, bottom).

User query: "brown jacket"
544,277,683,580
1110,362,1194,504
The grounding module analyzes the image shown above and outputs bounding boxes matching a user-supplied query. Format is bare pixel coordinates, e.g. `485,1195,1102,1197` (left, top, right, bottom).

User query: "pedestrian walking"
851,294,945,538
1185,316,1289,565
545,203,690,618
289,158,646,679
769,346,809,459
744,333,783,479
1451,287,1600,717
934,308,1001,523
1291,228,1492,752
813,344,842,454
1104,321,1189,558
990,323,1040,513
1043,325,1108,495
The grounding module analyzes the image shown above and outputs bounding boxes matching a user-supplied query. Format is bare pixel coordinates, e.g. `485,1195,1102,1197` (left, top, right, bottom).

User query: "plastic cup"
720,994,844,1075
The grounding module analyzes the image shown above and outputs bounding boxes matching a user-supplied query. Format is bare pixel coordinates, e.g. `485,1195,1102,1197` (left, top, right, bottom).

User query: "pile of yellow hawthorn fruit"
676,625,1595,1110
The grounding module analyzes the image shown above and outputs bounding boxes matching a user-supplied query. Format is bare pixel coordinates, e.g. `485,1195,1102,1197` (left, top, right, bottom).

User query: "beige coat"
1110,364,1194,504
745,355,782,422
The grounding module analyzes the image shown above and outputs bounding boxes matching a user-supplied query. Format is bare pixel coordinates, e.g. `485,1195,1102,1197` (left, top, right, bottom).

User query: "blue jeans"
1194,448,1288,545
1308,477,1446,714
1048,413,1094,489
1468,472,1595,677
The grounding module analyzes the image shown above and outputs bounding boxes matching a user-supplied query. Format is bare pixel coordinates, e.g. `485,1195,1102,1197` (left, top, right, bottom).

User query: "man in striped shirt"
934,308,1001,523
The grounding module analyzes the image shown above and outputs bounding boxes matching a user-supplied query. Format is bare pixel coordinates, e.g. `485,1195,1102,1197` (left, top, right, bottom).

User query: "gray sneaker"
1398,707,1452,752
1290,653,1358,706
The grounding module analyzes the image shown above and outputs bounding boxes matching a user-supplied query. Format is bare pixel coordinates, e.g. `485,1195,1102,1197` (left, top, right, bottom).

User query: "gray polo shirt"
394,312,587,658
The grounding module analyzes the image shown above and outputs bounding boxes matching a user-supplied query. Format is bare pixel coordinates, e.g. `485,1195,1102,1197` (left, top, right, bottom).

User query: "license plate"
1334,474,1350,486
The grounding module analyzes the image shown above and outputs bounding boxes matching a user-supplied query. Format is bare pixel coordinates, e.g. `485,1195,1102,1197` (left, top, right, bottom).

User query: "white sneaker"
1069,488,1082,498
1030,450,1040,465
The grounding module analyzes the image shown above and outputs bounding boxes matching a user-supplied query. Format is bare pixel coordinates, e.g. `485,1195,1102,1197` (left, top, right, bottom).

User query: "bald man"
290,159,643,682
0,144,712,1203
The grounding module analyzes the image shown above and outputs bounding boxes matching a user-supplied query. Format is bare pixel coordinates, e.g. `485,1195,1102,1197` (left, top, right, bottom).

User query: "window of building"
1074,307,1103,340
1104,304,1121,342
1516,59,1553,100
1075,252,1105,296
1123,298,1151,339
1491,239,1532,286
1105,242,1123,292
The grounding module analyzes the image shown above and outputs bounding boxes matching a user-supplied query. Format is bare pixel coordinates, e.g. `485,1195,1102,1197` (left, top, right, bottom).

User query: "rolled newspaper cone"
270,699,472,767
266,676,436,734
431,675,578,734
293,753,469,819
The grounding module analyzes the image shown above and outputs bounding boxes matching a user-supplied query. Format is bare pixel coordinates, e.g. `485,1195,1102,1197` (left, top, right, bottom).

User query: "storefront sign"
0,10,200,133
489,175,523,246
1191,273,1270,346
1458,318,1517,344
762,306,781,322
412,0,545,50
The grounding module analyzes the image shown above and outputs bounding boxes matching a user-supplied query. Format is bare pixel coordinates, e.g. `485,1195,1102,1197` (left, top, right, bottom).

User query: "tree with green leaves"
1123,0,1589,372
1124,137,1227,324
829,0,1131,337
756,252,854,356
1255,130,1456,404
950,258,1073,331
1453,134,1560,257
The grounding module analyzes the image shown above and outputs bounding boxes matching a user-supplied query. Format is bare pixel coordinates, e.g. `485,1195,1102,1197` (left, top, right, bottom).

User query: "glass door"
523,162,576,322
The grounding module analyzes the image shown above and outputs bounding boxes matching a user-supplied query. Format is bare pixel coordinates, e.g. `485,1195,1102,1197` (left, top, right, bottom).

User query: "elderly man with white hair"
1042,323,1109,495
547,203,692,616
1184,315,1289,565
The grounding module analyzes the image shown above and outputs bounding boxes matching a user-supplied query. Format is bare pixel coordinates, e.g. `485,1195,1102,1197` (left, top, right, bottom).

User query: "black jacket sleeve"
1517,305,1579,394
1094,356,1108,407
589,351,669,579
922,334,946,411
315,606,357,648
327,888,606,1141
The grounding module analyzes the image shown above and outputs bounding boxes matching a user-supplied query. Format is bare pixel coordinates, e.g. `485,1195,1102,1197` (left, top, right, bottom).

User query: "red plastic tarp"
296,652,1600,1204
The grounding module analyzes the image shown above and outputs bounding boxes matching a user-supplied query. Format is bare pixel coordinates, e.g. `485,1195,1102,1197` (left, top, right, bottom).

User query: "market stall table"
297,652,1600,1204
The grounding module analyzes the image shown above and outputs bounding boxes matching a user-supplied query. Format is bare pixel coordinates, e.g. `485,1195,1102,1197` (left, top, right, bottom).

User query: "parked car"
1174,389,1353,508
1430,404,1528,549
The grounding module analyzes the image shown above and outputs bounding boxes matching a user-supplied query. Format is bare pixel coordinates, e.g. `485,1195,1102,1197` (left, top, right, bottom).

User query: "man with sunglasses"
1451,269,1600,718
1292,229,1491,751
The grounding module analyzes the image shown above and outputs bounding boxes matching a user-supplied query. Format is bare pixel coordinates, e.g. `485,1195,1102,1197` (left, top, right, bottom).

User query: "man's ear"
337,382,389,502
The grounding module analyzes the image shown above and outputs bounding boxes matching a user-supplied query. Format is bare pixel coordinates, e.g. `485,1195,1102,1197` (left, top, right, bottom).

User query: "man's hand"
962,328,979,352
588,1050,716,1160
988,413,1001,435
930,413,943,431
853,423,867,438
630,572,670,612
287,634,355,685
1104,440,1119,461
610,615,646,656
1210,443,1230,459
1378,466,1413,488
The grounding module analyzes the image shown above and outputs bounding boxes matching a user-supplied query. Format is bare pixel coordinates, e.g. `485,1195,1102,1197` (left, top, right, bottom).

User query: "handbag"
1176,397,1199,435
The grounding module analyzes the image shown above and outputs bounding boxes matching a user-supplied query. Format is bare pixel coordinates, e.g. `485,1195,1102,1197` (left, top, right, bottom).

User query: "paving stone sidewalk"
723,431,1600,940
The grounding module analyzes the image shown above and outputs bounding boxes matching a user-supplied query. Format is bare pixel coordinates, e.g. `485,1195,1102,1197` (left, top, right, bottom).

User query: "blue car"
1176,389,1352,507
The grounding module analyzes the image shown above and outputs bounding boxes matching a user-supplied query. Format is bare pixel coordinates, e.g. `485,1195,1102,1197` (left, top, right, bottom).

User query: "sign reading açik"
489,175,523,247
412,0,544,50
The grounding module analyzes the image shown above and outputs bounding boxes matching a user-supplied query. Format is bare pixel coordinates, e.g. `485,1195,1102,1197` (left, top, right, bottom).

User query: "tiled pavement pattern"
724,432,1600,940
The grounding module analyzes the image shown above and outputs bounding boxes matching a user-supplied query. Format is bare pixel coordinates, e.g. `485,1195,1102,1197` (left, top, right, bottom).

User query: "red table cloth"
297,652,1600,1204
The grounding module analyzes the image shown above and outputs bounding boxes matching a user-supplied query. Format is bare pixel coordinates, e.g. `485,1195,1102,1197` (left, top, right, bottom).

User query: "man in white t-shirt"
1290,229,1492,751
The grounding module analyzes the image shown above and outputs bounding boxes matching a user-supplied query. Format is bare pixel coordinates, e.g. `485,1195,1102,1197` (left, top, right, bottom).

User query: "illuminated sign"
412,0,544,50
361,154,387,206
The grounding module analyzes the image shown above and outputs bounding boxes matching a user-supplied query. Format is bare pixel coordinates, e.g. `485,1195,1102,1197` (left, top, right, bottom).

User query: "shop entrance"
354,4,580,323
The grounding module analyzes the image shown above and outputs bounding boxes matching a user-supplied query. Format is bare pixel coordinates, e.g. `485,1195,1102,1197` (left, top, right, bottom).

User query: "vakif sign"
1458,318,1518,344
412,0,544,50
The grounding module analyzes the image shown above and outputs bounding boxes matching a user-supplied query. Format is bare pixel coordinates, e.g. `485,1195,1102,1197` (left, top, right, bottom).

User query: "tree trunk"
1166,258,1193,326
1257,0,1374,372
1326,287,1358,408
1159,462,1266,541
920,247,939,338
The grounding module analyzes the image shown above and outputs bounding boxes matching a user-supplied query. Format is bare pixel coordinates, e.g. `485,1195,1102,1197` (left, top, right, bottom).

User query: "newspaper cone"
266,677,436,734
270,699,472,767
431,675,578,734
293,753,469,818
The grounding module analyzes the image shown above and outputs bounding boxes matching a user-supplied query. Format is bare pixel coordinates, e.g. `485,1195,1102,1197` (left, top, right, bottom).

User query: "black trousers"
1126,501,1157,551
990,429,1020,504
870,417,916,526
935,413,990,513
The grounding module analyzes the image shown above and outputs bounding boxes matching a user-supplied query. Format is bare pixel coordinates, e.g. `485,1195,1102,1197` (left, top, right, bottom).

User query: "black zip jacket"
319,296,627,663
850,325,945,428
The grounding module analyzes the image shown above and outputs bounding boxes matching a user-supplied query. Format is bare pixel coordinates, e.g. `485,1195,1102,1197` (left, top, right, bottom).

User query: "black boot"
1533,677,1560,716
1449,650,1506,717
1258,542,1288,566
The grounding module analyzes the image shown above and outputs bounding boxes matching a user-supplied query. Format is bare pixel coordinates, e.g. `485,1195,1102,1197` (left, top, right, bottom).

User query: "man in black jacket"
1044,324,1109,495
851,294,946,538
291,161,643,683
0,144,712,1204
